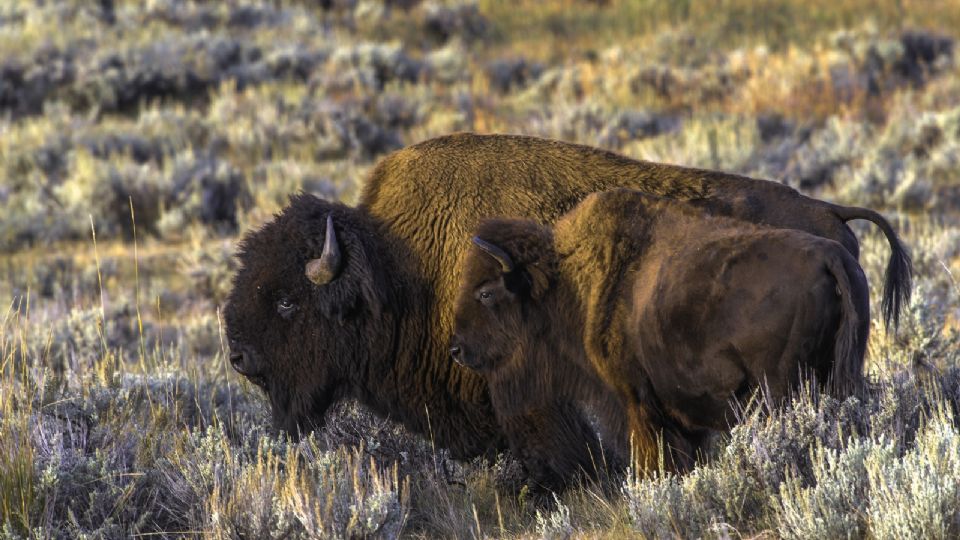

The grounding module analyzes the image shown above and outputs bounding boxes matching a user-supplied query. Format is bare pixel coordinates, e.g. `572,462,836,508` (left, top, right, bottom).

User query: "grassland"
2,0,960,537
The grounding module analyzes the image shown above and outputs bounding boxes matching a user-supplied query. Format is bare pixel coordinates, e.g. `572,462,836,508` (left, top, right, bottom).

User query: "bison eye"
478,290,495,307
277,298,297,318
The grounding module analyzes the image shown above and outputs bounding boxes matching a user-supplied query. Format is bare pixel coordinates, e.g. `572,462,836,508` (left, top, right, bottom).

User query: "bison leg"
622,400,712,475
501,400,611,494
625,403,665,474
658,418,713,473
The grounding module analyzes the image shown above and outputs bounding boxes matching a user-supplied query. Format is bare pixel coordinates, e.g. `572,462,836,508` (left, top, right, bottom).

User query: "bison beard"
224,133,908,488
451,189,871,485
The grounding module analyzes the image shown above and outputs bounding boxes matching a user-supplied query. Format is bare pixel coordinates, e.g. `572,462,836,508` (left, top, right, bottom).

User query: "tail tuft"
882,235,913,331
834,206,912,333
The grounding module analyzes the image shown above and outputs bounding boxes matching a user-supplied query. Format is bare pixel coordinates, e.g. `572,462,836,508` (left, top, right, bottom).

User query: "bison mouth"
229,351,269,389
450,345,485,371
245,373,269,389
271,389,338,441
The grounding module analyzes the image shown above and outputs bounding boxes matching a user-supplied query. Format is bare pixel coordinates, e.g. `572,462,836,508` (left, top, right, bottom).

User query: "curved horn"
306,215,342,285
472,236,514,273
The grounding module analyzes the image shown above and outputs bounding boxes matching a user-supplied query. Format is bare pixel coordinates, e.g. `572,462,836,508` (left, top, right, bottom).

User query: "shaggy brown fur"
225,132,905,463
450,189,869,484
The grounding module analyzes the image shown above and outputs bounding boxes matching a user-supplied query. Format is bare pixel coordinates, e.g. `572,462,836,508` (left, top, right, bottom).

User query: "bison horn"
306,215,342,285
472,236,514,273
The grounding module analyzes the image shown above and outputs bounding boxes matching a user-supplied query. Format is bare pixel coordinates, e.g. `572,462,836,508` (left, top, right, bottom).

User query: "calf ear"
524,264,551,300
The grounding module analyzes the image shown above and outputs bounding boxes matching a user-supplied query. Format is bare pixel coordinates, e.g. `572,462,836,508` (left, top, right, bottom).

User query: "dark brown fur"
225,133,903,463
451,189,869,484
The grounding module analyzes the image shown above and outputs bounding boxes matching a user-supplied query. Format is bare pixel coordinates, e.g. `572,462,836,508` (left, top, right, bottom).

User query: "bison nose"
450,345,463,363
229,351,248,373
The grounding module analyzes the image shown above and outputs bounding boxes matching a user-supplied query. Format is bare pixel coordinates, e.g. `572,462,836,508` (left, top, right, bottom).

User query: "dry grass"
477,0,960,59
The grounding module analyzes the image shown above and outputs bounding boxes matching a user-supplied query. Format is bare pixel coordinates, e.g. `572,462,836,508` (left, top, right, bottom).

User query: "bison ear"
523,264,551,300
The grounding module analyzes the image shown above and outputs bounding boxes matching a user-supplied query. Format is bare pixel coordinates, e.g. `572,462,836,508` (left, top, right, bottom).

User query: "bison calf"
450,189,869,486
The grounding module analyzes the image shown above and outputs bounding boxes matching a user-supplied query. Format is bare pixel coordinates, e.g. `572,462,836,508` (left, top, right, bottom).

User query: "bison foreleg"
500,400,610,495
625,403,672,474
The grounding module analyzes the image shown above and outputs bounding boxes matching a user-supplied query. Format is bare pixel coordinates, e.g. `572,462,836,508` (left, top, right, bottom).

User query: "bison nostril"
229,352,244,368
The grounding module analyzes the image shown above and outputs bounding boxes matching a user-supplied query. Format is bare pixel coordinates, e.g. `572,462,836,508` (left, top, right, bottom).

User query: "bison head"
224,193,398,437
450,219,556,372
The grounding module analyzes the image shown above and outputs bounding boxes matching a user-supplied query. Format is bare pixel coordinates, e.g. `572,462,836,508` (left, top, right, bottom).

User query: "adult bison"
449,189,870,485
224,132,909,461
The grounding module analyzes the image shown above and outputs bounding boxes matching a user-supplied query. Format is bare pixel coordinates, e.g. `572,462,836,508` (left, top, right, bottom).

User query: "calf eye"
277,298,297,318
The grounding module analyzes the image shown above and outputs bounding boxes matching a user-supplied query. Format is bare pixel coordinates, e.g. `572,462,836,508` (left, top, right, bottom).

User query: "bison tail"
824,251,869,398
834,205,912,332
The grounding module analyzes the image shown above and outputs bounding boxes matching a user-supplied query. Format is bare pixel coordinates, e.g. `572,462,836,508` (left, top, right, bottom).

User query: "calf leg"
659,418,713,473
501,400,609,494
624,400,711,475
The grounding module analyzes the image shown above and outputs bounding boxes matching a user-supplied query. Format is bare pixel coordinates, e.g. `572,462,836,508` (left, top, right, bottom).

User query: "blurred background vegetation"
2,0,960,537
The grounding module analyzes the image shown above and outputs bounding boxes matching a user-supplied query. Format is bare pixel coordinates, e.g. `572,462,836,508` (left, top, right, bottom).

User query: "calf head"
450,219,556,372
224,193,397,438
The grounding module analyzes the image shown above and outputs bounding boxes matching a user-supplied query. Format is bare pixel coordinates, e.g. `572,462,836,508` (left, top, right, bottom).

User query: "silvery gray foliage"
781,116,872,190
837,105,960,210
0,46,77,116
625,364,960,537
422,2,488,45
327,42,425,91
598,109,680,149
535,495,575,540
486,57,544,94
167,154,249,233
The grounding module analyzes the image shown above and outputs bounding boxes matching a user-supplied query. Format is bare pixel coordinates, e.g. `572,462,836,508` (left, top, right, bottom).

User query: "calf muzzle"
450,345,463,362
